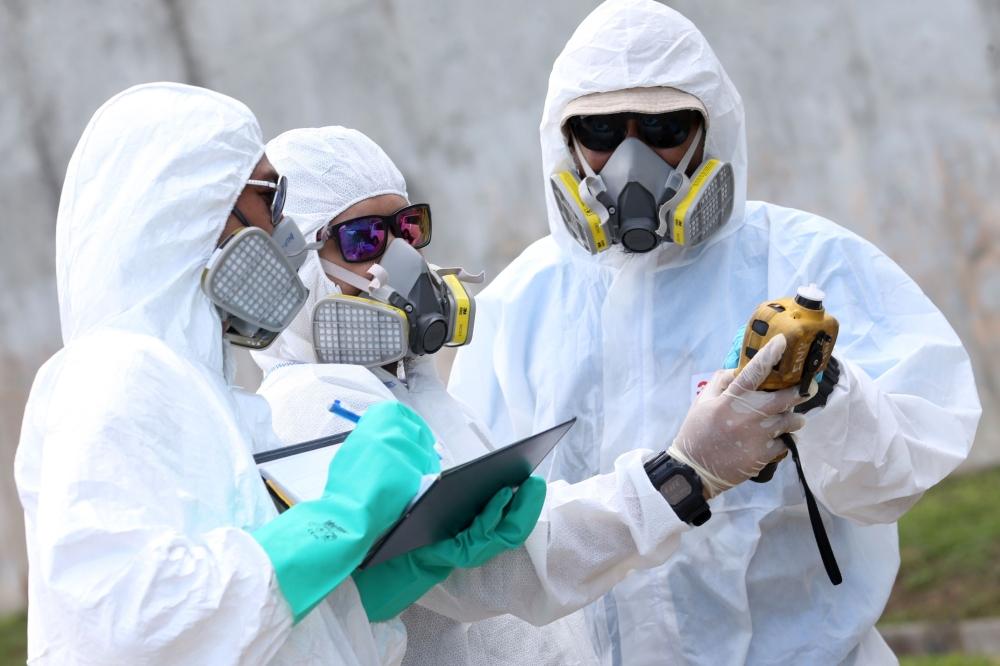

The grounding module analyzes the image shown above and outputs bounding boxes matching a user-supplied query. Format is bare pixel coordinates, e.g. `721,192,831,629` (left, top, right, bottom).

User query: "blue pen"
329,400,361,423
329,400,444,460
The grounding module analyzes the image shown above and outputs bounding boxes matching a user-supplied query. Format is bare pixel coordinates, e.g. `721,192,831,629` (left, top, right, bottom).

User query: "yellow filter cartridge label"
444,274,471,345
556,171,608,251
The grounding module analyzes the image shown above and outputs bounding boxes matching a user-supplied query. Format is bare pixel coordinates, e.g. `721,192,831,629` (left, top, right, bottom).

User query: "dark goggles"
568,110,701,152
232,174,287,229
319,203,432,263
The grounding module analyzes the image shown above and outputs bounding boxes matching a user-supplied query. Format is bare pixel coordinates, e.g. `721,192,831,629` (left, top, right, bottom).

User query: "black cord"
781,432,843,585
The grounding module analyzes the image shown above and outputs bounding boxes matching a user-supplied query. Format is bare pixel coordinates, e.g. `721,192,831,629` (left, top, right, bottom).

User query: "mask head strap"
231,207,252,228
319,257,396,302
568,136,614,222
661,122,705,206
572,137,599,180
676,122,704,176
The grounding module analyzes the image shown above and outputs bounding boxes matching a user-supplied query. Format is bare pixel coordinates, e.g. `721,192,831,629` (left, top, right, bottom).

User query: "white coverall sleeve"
416,449,688,626
447,293,521,447
792,233,981,525
26,355,294,664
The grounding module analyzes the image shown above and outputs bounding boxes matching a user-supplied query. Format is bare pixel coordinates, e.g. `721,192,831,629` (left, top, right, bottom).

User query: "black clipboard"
254,418,575,569
359,417,575,569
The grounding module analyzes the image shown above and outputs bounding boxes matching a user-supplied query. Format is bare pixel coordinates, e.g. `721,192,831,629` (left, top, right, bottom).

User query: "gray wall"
1,0,997,614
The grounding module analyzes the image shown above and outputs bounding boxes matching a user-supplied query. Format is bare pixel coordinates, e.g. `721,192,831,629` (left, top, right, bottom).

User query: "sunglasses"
233,175,287,229
319,203,432,263
568,110,701,152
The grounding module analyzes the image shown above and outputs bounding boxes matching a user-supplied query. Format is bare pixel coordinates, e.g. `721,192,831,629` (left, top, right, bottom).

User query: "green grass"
883,465,1000,624
0,612,25,666
901,656,1000,666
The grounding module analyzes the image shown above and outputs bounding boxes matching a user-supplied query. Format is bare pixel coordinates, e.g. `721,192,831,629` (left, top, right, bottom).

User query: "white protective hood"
253,126,409,373
450,1,980,664
55,82,263,371
16,84,402,665
540,0,747,265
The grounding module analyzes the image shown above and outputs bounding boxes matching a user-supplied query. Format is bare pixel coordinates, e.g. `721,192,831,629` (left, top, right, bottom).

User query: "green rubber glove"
252,401,441,623
352,475,547,622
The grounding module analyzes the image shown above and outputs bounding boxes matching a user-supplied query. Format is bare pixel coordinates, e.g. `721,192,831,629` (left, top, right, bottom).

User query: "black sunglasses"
232,175,287,229
568,110,701,152
319,203,432,263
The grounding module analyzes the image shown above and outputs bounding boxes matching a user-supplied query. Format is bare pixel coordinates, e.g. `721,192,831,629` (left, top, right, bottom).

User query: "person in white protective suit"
449,1,983,665
251,125,812,665
13,83,458,665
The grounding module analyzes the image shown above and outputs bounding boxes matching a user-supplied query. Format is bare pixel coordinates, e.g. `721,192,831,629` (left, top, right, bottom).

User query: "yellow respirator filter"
550,170,610,254
671,159,735,247
442,274,475,346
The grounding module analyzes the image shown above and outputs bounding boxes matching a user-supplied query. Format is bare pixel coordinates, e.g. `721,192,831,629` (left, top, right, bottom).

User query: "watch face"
663,474,693,504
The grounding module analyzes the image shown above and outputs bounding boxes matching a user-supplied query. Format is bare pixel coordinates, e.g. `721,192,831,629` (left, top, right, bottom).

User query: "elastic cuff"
666,443,729,498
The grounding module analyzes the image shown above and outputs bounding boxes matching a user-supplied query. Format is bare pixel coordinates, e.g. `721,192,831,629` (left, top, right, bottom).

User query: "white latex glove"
668,334,807,498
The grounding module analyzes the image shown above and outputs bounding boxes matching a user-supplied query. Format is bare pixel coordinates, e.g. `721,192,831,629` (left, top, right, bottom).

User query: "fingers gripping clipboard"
255,418,576,569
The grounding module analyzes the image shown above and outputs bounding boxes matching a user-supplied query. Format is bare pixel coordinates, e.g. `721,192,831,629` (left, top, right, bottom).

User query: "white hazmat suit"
15,83,405,665
253,126,713,665
449,2,982,665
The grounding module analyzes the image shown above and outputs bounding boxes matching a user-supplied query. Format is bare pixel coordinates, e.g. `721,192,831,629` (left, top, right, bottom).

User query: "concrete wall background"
1,0,997,613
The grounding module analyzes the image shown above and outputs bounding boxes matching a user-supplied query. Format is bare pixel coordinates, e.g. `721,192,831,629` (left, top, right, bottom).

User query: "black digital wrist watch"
644,451,712,526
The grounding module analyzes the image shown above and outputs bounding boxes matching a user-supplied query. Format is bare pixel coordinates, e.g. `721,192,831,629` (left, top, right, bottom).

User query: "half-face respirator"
551,121,735,254
202,175,316,349
314,239,483,367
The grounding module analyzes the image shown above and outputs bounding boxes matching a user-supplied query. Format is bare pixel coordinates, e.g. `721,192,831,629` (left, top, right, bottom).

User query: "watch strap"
644,451,712,526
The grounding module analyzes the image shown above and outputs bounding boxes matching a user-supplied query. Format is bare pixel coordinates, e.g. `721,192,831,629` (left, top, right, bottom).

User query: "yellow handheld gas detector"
733,284,844,585
737,284,839,396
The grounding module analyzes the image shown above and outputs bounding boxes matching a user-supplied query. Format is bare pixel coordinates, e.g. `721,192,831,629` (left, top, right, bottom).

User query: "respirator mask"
314,239,483,366
550,112,734,254
202,175,315,349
